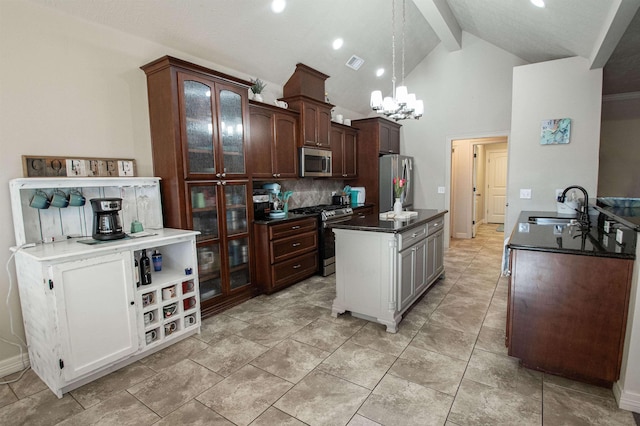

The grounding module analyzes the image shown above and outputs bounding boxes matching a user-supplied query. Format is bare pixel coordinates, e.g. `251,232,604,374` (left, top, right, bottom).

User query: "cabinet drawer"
427,217,444,236
398,224,427,251
271,231,318,264
269,217,317,240
272,251,319,289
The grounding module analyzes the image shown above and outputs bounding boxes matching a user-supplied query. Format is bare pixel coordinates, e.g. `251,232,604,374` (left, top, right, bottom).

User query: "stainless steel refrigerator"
379,154,414,212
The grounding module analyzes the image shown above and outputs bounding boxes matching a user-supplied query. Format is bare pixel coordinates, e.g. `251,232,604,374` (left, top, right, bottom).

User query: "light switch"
437,186,445,194
520,189,532,199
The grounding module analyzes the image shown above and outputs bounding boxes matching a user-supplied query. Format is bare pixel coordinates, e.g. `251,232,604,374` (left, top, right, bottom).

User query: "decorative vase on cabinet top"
394,198,403,215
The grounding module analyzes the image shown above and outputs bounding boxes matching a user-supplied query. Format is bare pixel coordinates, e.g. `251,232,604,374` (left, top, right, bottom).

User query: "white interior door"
486,149,508,223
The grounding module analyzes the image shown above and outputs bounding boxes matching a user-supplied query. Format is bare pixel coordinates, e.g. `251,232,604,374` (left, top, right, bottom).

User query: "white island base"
331,211,445,333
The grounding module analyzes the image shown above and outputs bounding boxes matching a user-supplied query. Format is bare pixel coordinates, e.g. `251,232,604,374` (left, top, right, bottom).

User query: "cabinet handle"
292,264,302,269
221,173,226,178
292,242,301,247
130,301,135,306
216,173,221,178
221,181,227,185
291,225,301,230
412,232,419,237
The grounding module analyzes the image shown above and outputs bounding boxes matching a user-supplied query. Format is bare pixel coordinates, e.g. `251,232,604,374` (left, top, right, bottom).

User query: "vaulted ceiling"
26,0,640,114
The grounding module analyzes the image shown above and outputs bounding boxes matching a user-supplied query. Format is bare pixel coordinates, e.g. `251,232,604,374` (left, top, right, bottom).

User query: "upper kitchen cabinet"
330,122,357,178
249,101,298,179
285,96,332,148
142,56,250,182
350,117,402,212
280,63,333,149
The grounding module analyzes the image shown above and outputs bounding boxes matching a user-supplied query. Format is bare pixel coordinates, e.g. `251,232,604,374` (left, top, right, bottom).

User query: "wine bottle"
134,257,140,288
140,249,152,285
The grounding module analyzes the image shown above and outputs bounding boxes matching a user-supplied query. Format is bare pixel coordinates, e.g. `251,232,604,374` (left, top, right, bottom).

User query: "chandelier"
370,0,424,121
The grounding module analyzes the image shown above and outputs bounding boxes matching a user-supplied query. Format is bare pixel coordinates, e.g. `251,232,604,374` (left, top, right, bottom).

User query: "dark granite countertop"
594,204,640,231
330,209,447,233
508,211,636,259
253,213,312,225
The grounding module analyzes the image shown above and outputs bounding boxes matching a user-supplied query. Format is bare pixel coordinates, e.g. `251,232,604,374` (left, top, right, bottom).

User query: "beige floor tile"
464,348,542,400
543,381,635,425
349,322,413,357
543,373,616,400
412,321,477,361
251,339,330,383
0,385,17,409
389,346,467,395
274,370,370,426
268,303,330,326
317,340,396,389
0,389,83,426
128,359,222,417
358,374,453,426
197,365,292,426
291,318,361,352
236,314,305,347
6,369,47,400
190,334,268,377
224,298,279,322
56,391,159,425
475,324,508,356
481,297,508,330
194,313,249,343
347,414,382,425
448,378,541,425
250,406,306,425
138,337,209,372
428,299,487,335
70,362,156,408
155,400,234,425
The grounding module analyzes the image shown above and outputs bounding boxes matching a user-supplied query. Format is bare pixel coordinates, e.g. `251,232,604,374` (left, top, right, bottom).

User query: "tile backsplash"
255,179,346,209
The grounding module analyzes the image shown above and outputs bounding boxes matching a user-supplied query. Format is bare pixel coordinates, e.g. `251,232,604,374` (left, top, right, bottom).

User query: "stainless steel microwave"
299,147,332,177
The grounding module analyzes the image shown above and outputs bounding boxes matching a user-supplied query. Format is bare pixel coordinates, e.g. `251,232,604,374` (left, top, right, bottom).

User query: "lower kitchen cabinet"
14,229,200,398
253,217,319,294
507,249,633,386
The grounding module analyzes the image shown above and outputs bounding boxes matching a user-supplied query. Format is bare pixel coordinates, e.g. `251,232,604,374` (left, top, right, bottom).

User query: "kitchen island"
330,209,447,332
507,211,636,387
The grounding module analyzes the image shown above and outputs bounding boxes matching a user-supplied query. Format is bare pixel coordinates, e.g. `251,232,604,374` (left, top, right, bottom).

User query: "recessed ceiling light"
332,38,344,50
376,68,385,77
530,0,545,8
271,0,286,13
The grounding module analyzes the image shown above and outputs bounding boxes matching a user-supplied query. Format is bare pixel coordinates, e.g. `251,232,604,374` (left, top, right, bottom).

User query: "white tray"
379,211,418,220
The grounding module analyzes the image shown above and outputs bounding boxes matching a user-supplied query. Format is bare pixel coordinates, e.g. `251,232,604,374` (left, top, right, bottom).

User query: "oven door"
321,216,353,276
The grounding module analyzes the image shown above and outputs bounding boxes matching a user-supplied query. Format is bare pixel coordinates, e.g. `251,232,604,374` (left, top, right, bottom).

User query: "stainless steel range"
289,204,353,276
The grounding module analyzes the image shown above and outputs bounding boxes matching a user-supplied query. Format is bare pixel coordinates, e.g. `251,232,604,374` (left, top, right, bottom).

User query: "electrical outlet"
520,189,532,199
437,186,445,194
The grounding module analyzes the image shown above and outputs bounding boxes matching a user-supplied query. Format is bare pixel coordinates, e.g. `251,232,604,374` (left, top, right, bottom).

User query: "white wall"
401,32,526,214
0,0,361,370
506,57,603,233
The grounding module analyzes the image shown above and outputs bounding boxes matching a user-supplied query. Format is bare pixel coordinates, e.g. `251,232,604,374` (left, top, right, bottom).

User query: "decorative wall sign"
540,118,571,145
22,155,136,177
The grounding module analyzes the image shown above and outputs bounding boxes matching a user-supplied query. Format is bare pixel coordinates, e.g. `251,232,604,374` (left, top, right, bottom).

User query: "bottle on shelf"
134,257,140,288
140,249,152,285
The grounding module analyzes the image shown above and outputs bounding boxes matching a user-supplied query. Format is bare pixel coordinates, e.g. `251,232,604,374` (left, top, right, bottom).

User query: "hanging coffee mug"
50,190,69,208
30,190,50,209
68,189,86,207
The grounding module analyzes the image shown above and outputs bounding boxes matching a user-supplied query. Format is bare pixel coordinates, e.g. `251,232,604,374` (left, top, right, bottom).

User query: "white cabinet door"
51,252,137,381
413,239,428,295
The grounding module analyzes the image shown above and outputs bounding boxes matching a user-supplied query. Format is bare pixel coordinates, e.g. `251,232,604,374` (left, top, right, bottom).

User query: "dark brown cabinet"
507,249,633,386
330,123,357,178
284,95,332,148
253,217,319,294
350,117,402,212
141,56,257,317
249,102,298,179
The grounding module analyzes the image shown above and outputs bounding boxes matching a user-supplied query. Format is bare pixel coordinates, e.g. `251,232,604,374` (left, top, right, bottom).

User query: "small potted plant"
250,78,266,102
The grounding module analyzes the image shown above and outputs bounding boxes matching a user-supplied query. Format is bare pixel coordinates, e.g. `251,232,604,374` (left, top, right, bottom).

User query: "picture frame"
540,118,571,145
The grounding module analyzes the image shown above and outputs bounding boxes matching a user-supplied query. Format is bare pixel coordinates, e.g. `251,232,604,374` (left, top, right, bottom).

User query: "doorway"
450,137,508,239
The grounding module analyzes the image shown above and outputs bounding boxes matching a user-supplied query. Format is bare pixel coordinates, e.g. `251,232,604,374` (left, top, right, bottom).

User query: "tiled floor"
1,223,638,425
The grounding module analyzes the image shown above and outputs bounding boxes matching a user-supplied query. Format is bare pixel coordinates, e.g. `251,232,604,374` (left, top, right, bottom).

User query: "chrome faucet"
557,185,590,228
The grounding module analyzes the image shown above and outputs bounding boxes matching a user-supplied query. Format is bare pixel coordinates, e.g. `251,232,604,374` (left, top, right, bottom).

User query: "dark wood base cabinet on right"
507,249,633,387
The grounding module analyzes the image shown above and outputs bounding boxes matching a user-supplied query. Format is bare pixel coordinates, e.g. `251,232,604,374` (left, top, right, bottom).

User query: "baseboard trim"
0,352,30,379
614,382,640,413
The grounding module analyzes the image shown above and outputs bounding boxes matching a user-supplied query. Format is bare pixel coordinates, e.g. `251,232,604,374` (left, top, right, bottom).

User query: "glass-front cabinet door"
179,73,217,178
189,184,219,242
216,84,247,176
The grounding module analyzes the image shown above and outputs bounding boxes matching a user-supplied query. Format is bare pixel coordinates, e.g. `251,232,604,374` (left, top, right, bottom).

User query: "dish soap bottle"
140,249,152,285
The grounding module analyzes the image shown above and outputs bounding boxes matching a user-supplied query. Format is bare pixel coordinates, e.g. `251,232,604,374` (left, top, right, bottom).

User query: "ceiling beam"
589,0,640,69
413,0,462,52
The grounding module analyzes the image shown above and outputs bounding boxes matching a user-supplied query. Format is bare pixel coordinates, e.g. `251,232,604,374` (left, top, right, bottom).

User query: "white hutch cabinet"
10,178,200,398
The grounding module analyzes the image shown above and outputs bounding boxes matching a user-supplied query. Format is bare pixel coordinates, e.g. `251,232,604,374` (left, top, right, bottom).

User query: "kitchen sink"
528,216,576,225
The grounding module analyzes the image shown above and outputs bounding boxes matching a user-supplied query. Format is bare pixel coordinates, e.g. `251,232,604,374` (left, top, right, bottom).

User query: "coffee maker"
90,198,125,240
